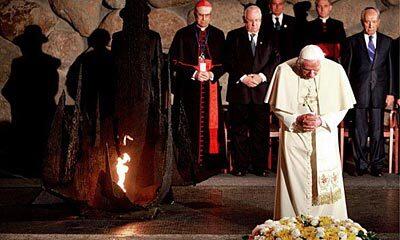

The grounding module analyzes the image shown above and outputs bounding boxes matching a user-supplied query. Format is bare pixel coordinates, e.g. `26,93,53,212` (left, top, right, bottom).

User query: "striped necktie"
250,33,256,56
367,35,375,63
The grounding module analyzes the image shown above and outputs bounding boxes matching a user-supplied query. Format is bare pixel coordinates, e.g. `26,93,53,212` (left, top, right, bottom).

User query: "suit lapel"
263,14,274,32
373,33,383,66
241,28,254,59
254,31,265,60
357,32,371,65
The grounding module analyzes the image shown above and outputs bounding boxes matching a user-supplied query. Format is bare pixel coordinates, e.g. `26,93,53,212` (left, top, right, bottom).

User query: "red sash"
196,59,219,154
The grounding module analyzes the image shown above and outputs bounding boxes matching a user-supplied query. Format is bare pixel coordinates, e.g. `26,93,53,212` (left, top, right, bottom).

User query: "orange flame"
116,135,133,193
116,153,131,192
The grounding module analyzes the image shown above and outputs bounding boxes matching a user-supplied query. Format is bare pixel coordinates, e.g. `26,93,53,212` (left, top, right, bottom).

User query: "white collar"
364,32,377,39
364,32,378,47
248,32,259,41
319,17,330,23
197,25,208,31
272,13,283,23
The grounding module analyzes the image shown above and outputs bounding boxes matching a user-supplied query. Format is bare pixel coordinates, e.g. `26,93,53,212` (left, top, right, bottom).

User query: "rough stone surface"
99,10,123,45
187,0,245,34
329,0,379,37
237,0,256,5
0,0,59,42
379,7,400,38
0,37,21,121
49,0,103,37
104,0,125,9
55,68,75,106
382,0,400,6
148,0,192,8
41,21,84,106
42,21,85,70
149,9,186,50
186,0,295,34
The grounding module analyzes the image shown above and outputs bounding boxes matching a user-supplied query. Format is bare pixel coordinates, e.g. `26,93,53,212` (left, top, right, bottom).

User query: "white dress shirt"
272,13,283,26
364,32,377,48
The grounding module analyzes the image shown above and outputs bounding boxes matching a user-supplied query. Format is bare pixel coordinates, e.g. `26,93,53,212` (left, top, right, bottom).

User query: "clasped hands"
195,71,212,82
295,113,322,132
242,74,263,88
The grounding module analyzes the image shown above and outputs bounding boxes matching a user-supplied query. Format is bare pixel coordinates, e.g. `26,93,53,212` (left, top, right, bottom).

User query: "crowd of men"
169,0,399,181
2,0,398,184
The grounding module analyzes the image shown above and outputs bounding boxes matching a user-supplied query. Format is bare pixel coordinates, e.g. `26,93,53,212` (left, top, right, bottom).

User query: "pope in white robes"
265,45,356,219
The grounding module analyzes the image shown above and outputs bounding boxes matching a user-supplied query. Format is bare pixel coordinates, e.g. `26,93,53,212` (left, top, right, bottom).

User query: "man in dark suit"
262,0,296,62
306,0,346,62
169,0,226,184
225,5,280,176
342,7,395,177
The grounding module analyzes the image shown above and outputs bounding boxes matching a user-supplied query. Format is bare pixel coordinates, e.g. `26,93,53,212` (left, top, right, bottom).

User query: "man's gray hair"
244,5,262,18
298,45,325,62
361,7,380,21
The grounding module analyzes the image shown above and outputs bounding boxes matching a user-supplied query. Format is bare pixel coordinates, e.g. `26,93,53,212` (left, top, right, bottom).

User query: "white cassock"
265,58,356,220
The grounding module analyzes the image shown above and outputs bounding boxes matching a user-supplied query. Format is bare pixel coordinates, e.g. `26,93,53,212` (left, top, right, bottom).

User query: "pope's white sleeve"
319,109,348,132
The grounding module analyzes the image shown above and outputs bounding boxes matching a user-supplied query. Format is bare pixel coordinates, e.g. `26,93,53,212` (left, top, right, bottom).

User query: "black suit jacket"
342,31,393,108
225,27,280,104
392,37,399,99
262,13,297,62
306,18,346,45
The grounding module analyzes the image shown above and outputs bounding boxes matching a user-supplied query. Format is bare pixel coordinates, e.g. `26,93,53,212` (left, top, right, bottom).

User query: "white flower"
339,231,347,240
255,236,266,240
316,227,324,233
260,227,269,235
356,237,362,240
350,227,359,234
265,219,274,225
288,223,297,229
311,218,319,226
316,231,324,238
291,228,301,238
339,226,346,231
252,224,267,236
283,24,287,28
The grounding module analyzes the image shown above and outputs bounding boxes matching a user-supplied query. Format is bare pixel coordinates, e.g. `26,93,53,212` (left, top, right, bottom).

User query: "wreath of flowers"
246,215,378,240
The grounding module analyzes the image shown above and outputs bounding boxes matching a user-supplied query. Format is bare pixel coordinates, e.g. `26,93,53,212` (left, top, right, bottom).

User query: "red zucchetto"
195,0,212,9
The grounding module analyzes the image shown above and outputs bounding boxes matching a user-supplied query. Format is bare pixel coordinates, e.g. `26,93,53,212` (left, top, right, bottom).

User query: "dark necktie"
367,35,375,63
250,33,256,56
275,17,281,30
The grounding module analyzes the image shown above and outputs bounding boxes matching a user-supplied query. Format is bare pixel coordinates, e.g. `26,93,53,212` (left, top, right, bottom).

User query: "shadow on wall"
0,25,60,178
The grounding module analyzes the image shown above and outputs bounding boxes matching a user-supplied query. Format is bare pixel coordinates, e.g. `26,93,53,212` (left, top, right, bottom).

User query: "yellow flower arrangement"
246,215,379,240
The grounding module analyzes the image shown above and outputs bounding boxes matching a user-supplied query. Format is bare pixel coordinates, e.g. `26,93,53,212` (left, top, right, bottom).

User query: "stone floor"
0,173,399,240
